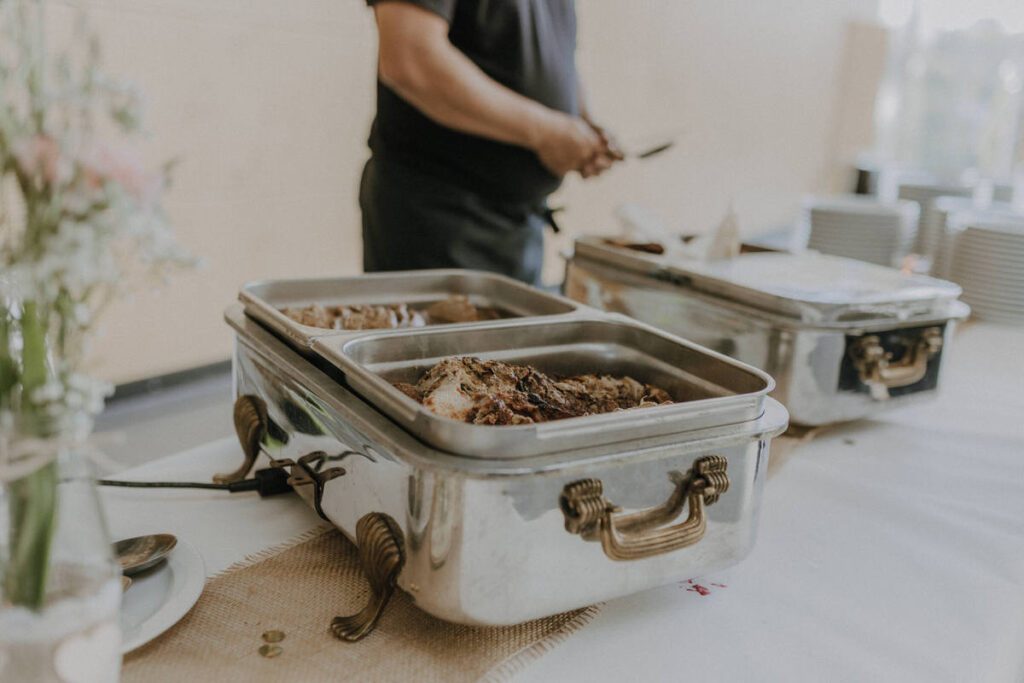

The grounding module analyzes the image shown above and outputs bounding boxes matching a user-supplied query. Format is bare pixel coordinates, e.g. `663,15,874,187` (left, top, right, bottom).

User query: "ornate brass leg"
214,395,268,484
331,513,405,642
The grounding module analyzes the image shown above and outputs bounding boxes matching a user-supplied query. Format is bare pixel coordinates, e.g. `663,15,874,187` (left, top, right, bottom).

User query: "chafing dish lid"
572,237,962,324
668,252,962,322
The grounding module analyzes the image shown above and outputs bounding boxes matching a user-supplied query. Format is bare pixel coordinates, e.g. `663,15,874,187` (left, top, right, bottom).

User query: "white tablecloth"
103,324,1024,682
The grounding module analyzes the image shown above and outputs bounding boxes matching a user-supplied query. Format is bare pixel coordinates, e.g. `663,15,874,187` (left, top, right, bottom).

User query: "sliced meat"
280,296,499,331
395,356,673,425
423,295,502,324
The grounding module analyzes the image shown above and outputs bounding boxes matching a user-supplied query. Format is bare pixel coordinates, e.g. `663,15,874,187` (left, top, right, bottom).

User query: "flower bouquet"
0,0,192,676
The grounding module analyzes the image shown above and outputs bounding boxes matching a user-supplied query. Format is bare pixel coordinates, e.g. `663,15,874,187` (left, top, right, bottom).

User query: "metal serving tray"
573,236,963,324
240,269,582,350
311,317,773,458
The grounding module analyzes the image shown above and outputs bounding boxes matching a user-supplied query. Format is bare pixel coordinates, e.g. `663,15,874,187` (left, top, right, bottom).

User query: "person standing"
360,0,620,285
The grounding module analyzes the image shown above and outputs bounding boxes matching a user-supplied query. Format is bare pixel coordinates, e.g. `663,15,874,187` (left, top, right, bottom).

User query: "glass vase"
0,443,122,682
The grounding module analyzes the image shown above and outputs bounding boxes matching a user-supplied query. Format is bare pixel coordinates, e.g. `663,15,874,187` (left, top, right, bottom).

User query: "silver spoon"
114,534,178,576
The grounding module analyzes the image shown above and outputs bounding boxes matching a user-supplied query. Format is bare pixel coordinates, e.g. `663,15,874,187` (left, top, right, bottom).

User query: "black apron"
359,156,547,286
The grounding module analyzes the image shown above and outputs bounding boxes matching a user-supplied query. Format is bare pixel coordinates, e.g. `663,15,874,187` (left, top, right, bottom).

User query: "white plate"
809,228,911,239
957,252,1024,267
954,259,1024,274
952,254,1024,275
809,232,905,241
957,243,1024,259
962,231,1024,245
958,236,1024,250
811,232,914,240
967,294,1024,309
960,234,1024,249
810,228,913,238
951,271,1024,291
810,242,909,250
121,539,205,653
960,289,1024,306
951,255,1024,274
955,286,1024,303
811,219,909,228
968,307,1024,325
810,213,910,222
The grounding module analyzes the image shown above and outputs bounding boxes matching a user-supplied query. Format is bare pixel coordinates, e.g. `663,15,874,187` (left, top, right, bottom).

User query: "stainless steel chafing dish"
220,269,788,639
565,237,970,426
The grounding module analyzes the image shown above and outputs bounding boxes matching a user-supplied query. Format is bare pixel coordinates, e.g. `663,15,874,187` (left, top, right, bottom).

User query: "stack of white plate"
948,217,1024,325
805,195,919,267
929,197,1017,278
993,183,1015,203
897,182,975,258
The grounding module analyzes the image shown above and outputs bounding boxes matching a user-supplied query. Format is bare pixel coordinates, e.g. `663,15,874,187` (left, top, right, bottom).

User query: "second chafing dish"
240,268,584,351
565,236,970,426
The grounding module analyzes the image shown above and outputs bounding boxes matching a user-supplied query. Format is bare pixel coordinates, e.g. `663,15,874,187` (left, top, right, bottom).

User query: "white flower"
1,0,193,426
31,381,65,404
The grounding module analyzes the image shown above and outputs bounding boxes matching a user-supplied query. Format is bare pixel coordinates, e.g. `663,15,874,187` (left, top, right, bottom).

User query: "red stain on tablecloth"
678,578,725,596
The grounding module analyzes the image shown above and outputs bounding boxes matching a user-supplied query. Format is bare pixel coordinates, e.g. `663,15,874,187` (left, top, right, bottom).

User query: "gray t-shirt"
365,0,578,204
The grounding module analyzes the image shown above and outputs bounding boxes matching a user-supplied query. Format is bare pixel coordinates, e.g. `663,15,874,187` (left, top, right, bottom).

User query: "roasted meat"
394,356,673,425
280,295,502,331
423,295,502,324
281,303,425,330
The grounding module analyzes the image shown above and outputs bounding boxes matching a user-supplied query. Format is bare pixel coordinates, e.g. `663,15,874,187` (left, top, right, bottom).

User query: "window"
874,0,1024,182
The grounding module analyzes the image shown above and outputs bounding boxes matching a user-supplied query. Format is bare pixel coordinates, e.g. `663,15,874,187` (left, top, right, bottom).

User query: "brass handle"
560,455,729,561
849,327,942,400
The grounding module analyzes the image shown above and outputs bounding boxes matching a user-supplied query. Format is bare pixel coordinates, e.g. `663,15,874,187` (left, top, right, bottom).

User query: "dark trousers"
359,157,546,285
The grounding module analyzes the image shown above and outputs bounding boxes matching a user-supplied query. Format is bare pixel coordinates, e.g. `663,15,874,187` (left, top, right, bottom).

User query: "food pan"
311,317,773,458
240,269,582,350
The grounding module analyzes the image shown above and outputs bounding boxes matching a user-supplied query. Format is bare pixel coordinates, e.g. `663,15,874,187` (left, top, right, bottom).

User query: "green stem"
20,301,48,410
0,312,17,411
4,461,57,609
4,301,58,610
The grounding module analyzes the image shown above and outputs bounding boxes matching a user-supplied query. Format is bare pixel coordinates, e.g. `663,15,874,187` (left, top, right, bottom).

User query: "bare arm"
372,1,602,177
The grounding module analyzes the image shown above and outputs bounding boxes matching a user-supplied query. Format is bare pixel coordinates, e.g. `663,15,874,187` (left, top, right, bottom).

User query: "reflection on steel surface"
849,327,943,400
331,512,405,642
215,394,268,484
560,456,729,561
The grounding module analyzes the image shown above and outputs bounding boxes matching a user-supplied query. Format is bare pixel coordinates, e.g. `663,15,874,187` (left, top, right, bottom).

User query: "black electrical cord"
98,467,293,497
99,480,232,490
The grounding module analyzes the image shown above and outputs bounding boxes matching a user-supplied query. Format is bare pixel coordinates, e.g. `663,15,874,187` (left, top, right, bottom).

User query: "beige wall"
51,0,877,384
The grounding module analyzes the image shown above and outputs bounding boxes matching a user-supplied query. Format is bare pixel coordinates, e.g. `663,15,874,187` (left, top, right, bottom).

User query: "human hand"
533,113,605,178
580,116,624,178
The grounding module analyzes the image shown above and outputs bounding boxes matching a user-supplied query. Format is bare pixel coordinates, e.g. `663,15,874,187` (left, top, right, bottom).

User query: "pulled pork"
394,356,673,425
281,295,501,331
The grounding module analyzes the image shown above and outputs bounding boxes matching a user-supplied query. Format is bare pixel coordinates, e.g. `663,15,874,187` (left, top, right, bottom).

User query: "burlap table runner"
124,430,818,682
123,526,599,683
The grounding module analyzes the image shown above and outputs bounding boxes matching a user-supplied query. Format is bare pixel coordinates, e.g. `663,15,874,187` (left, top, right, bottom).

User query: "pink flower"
78,143,164,206
13,135,66,185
